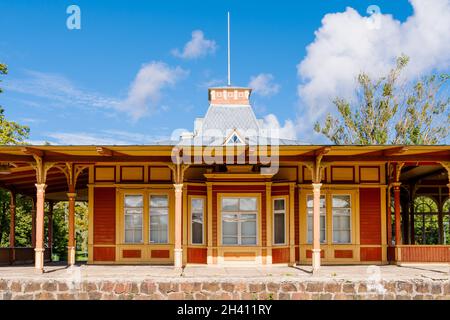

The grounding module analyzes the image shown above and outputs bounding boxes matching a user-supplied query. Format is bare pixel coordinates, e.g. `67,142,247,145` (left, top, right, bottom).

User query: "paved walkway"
0,263,448,282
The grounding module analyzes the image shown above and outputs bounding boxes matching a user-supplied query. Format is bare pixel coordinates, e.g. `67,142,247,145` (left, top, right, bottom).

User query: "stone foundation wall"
0,279,449,300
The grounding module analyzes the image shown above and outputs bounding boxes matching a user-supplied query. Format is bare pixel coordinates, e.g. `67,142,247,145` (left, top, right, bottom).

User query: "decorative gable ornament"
224,130,245,145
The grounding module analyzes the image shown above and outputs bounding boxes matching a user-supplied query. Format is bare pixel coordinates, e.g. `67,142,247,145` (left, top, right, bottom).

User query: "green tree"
48,201,88,261
0,63,30,144
51,202,68,259
314,55,450,145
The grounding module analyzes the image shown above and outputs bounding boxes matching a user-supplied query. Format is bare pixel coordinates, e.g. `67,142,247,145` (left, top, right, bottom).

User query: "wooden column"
289,183,296,266
438,187,443,245
206,183,213,264
393,182,402,246
31,197,36,248
312,183,322,273
386,187,392,246
409,184,415,244
265,183,272,265
47,201,54,259
67,190,77,266
174,183,183,268
9,191,16,264
182,184,188,266
393,182,402,263
35,183,46,272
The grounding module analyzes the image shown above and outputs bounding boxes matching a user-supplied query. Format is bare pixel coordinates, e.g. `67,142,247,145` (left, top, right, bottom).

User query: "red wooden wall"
401,246,450,262
93,187,116,261
359,188,382,261
272,247,290,263
187,248,207,264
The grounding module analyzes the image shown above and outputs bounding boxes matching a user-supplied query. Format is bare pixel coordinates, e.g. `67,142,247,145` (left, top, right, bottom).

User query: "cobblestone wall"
0,279,449,300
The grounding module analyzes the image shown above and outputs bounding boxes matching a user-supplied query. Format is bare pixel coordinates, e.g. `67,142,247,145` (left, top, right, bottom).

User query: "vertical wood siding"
93,187,116,245
272,247,290,263
359,188,382,261
294,189,300,262
187,248,207,264
360,247,382,261
401,246,450,262
93,247,115,261
359,188,381,245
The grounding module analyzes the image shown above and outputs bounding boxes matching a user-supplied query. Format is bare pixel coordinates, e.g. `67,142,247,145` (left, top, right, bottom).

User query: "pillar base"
207,248,213,264
266,249,273,265
68,246,76,266
34,248,45,273
174,248,183,268
311,249,321,274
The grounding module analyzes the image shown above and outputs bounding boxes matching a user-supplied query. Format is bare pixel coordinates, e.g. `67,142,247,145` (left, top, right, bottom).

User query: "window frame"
272,197,287,246
331,194,352,244
148,193,170,244
220,195,259,246
190,196,205,245
306,194,327,244
123,193,144,244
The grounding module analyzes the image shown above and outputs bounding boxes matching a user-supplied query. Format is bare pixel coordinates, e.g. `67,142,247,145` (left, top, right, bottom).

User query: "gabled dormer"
224,129,245,145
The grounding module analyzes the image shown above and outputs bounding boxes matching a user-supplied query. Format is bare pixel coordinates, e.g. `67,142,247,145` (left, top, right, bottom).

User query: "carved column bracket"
439,162,450,196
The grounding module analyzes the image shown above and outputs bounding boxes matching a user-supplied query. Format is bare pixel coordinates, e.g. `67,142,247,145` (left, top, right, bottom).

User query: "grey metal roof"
176,136,310,146
201,104,261,136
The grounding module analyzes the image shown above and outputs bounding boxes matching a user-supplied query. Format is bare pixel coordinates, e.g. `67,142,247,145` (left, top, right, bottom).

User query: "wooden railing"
398,245,450,263
0,248,51,265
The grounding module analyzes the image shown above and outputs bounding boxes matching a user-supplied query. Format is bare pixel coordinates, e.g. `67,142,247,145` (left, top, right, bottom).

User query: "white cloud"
25,139,51,145
120,61,188,120
5,70,120,110
248,73,280,97
262,114,297,141
6,61,187,121
297,0,450,124
45,129,171,145
20,117,45,124
172,30,217,59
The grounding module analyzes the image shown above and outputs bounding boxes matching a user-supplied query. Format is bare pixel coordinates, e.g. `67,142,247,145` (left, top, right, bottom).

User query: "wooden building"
0,87,449,272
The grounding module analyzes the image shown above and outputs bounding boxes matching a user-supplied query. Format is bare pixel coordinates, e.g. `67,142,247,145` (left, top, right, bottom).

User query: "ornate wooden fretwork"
29,155,55,185
304,154,329,184
168,163,190,185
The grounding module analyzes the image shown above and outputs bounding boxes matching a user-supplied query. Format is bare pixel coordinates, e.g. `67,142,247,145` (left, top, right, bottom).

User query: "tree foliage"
314,55,450,145
0,63,30,144
0,62,88,260
0,194,89,261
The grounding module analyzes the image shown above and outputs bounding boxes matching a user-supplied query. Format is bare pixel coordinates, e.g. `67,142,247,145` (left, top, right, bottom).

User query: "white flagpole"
227,11,231,86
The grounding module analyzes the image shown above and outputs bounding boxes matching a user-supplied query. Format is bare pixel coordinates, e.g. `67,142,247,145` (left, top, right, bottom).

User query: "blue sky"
0,0,448,145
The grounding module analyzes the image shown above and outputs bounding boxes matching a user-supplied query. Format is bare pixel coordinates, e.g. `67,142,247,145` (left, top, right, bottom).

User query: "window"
273,198,286,245
332,195,351,243
221,197,257,245
124,195,143,243
444,199,450,245
307,195,326,243
149,195,169,244
225,132,244,145
413,196,439,245
191,198,204,244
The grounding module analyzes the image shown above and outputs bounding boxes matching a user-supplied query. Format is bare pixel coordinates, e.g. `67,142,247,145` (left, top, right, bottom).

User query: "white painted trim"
272,197,287,246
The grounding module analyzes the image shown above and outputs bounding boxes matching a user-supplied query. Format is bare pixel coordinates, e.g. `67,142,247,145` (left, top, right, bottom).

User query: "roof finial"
227,11,231,86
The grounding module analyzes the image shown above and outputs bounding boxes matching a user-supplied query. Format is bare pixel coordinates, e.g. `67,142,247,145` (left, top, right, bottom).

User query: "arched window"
413,196,439,245
443,198,450,245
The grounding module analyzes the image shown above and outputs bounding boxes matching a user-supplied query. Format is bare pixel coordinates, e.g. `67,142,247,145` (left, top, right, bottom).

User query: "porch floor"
0,263,448,282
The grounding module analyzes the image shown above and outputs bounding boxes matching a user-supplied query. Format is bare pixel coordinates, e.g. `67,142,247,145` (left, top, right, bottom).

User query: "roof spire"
227,11,231,86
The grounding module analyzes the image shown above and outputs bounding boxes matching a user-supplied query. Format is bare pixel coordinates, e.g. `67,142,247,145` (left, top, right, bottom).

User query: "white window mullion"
191,198,204,245
221,197,257,246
